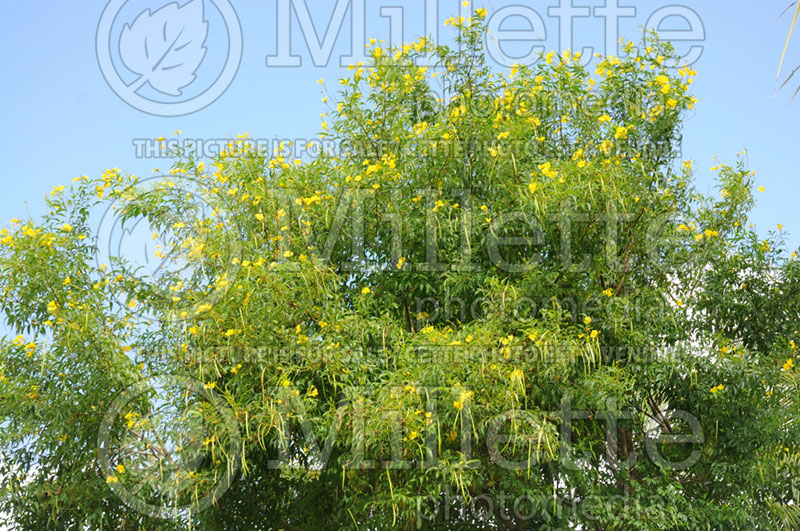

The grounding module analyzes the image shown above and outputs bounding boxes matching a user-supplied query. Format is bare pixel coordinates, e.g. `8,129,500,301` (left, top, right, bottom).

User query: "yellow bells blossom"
361,287,371,295
60,223,72,232
538,162,558,179
12,335,24,346
453,389,474,410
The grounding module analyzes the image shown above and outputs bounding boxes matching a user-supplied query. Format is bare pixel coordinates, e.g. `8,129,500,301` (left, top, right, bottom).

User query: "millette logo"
96,0,242,116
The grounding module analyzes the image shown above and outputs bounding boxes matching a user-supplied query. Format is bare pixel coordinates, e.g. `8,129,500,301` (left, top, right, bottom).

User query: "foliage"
1,11,800,530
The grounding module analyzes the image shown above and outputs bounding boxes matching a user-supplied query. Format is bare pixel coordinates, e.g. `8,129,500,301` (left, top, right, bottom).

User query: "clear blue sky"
1,0,798,251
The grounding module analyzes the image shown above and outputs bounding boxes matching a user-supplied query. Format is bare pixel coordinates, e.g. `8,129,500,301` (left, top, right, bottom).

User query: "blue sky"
1,0,798,252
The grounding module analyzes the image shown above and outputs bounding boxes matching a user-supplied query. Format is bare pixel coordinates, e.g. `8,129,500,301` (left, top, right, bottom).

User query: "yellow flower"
47,300,59,313
583,316,592,325
115,464,126,474
476,7,487,18
255,213,264,221
784,359,795,371
106,476,119,484
598,114,611,123
60,223,72,232
62,276,71,286
203,382,217,390
590,330,599,339
307,385,319,397
12,335,24,346
453,390,473,411
361,287,371,295
758,186,764,193
602,288,613,297
396,256,406,270
710,384,724,394
537,162,558,179
614,126,628,140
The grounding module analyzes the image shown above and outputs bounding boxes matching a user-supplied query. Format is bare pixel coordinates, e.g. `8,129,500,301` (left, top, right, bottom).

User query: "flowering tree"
2,12,800,530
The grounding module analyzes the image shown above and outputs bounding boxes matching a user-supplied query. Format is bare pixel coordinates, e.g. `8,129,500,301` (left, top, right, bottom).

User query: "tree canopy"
2,12,800,530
